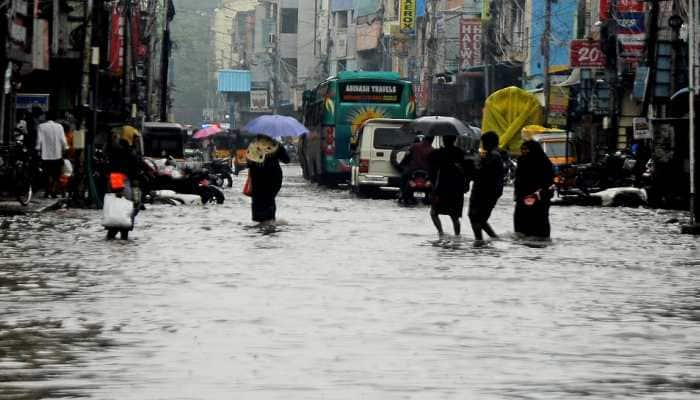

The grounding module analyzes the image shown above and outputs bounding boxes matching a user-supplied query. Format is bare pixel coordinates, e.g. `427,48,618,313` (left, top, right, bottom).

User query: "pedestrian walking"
428,135,471,237
105,137,143,240
247,135,290,224
513,140,554,239
468,131,504,245
35,110,68,198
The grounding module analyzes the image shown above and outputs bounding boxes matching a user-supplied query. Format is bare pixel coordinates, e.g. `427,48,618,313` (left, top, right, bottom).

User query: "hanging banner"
400,0,416,33
32,19,50,70
131,6,147,60
108,5,124,76
599,0,645,20
459,17,482,69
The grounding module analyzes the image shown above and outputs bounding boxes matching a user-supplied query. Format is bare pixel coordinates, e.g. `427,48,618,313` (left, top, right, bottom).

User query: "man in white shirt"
36,110,68,198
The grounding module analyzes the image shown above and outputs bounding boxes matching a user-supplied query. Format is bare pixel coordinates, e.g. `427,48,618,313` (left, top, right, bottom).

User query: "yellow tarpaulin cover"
481,87,544,155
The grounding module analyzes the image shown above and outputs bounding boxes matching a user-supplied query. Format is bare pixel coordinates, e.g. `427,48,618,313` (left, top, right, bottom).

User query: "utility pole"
684,0,699,232
0,1,9,143
426,0,439,114
160,0,172,122
123,0,132,117
543,0,552,125
273,0,281,114
145,0,158,121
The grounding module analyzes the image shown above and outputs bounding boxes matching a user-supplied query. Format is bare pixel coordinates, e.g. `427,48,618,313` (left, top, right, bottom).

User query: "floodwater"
1,166,699,399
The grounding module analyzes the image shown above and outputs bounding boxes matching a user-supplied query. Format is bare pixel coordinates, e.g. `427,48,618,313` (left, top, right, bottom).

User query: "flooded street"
1,165,699,399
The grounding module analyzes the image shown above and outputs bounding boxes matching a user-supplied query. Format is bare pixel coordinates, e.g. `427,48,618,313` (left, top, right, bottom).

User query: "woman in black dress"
247,136,290,223
513,140,554,239
428,135,470,237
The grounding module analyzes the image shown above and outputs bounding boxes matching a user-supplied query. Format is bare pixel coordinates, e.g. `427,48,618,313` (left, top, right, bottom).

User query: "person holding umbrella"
243,115,307,224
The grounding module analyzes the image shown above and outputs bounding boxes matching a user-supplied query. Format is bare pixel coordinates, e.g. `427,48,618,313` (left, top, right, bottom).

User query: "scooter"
399,169,432,205
204,158,234,187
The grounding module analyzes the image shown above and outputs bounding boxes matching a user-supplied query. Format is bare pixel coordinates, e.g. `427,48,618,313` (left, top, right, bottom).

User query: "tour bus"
299,71,417,184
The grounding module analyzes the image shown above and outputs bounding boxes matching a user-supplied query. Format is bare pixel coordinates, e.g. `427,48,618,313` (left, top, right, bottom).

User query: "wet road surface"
1,166,699,399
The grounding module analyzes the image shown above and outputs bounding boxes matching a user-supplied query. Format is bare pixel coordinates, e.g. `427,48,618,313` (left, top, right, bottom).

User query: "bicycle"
0,144,35,206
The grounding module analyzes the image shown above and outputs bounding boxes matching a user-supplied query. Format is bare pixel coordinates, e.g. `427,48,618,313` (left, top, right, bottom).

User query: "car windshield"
373,128,416,149
543,142,574,158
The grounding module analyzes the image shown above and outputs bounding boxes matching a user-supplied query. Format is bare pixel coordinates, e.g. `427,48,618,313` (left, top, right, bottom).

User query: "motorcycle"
399,169,432,205
142,157,225,205
204,158,234,188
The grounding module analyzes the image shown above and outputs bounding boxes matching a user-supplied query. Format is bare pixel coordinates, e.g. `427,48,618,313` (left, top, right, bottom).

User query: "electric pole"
543,0,552,125
426,0,439,115
160,0,173,122
685,0,699,232
273,0,281,114
145,0,158,121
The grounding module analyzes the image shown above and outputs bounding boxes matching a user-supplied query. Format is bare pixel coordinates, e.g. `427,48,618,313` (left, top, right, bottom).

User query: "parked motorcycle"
204,158,234,187
142,157,225,205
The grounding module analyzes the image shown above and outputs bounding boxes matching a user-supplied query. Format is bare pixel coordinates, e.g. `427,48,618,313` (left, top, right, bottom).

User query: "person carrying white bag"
103,137,143,240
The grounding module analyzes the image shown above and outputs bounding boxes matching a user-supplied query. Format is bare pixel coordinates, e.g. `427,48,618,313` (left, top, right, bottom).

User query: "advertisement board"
459,17,482,69
250,90,269,111
400,0,416,33
570,40,606,68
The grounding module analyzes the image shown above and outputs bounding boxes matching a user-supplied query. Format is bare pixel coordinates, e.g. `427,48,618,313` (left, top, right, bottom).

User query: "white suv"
350,119,416,196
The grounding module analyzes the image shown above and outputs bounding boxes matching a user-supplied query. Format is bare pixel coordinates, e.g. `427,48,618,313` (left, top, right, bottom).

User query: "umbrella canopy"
403,116,475,137
242,115,308,138
193,125,223,140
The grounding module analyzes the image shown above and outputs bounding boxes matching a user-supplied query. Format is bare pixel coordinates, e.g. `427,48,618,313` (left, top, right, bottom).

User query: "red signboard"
599,0,645,20
459,17,482,69
570,40,606,68
108,5,124,76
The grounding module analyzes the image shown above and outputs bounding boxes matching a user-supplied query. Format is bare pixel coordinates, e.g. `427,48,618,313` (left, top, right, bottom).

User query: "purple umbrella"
242,115,308,138
193,125,222,140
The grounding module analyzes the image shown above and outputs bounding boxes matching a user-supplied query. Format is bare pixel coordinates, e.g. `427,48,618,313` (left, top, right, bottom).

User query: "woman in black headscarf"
247,136,290,224
514,140,554,239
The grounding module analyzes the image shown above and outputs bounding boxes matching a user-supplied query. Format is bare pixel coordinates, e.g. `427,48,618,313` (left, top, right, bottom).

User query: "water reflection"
0,166,699,399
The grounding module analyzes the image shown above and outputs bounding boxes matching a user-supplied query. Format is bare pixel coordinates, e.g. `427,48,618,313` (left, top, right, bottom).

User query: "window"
337,59,347,72
336,10,348,29
281,8,298,33
373,128,416,150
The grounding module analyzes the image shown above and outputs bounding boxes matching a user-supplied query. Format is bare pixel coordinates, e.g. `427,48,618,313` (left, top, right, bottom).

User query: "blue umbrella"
242,115,309,138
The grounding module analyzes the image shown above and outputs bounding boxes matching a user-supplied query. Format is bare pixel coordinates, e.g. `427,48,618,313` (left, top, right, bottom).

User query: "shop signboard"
548,87,570,128
633,117,652,139
570,40,606,68
400,0,416,33
250,90,269,111
16,93,50,111
599,0,645,20
459,17,482,69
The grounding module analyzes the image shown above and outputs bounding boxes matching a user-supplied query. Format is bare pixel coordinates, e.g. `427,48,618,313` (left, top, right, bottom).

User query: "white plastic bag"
62,159,73,177
102,193,133,229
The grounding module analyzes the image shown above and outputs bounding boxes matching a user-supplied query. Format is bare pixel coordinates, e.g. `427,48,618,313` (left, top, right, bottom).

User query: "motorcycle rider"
399,134,434,204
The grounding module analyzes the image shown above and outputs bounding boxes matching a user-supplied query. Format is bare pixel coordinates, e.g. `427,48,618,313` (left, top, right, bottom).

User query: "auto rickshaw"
220,130,254,175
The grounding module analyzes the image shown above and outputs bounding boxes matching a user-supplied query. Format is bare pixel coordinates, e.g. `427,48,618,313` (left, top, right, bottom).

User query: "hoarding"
400,0,416,33
570,40,606,68
459,17,482,69
250,90,269,111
